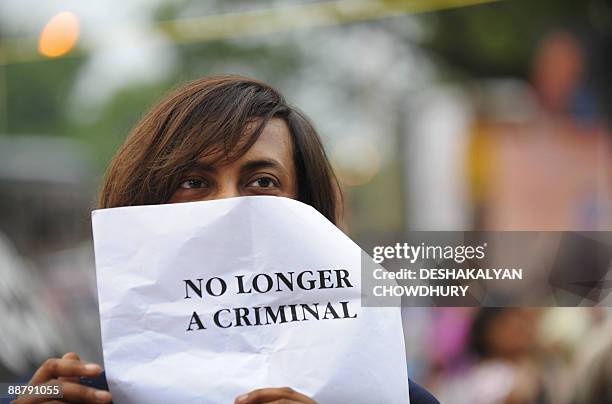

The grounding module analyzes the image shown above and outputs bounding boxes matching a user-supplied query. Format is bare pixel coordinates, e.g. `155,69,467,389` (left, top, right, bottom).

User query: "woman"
17,75,438,404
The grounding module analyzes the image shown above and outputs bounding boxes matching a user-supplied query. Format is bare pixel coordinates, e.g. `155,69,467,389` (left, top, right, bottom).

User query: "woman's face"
168,118,298,203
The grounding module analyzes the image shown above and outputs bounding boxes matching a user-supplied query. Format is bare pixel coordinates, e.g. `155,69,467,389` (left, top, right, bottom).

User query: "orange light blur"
38,11,80,58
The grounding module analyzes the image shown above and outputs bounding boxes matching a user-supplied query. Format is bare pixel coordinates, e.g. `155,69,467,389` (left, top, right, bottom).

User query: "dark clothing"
81,372,439,403
408,379,440,404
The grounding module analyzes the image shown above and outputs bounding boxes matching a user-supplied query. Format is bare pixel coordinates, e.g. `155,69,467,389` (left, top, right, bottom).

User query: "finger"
30,359,102,384
59,380,112,403
59,353,82,383
235,387,315,404
62,352,80,361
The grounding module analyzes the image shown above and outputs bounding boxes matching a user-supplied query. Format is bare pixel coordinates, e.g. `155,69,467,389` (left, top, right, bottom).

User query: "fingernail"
84,363,101,372
235,393,249,403
95,390,112,401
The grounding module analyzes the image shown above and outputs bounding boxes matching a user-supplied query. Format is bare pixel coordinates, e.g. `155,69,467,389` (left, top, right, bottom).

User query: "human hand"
11,352,112,404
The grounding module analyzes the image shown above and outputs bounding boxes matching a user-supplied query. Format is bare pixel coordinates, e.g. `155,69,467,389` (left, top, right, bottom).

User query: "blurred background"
1,0,612,402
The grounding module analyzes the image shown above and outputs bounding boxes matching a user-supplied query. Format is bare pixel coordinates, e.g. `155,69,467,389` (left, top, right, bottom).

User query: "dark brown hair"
98,75,341,224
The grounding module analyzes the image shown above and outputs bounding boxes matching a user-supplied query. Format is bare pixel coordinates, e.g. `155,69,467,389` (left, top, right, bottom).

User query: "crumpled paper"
92,196,410,403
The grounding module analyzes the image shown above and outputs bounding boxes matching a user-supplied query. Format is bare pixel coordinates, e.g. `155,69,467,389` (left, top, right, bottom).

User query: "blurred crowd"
403,26,612,404
1,0,612,403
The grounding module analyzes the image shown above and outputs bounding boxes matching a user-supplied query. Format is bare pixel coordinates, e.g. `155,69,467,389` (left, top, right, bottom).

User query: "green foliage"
420,0,598,77
4,57,82,134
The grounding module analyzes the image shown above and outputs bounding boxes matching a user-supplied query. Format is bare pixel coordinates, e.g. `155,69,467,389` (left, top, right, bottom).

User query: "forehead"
199,117,294,166
244,118,293,161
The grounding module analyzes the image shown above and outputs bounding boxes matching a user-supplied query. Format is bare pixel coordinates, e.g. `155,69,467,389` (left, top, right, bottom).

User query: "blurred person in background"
433,308,546,404
0,232,64,382
470,28,612,231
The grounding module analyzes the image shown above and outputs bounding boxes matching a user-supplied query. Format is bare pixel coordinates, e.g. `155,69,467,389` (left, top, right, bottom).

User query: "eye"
179,179,209,189
247,177,278,188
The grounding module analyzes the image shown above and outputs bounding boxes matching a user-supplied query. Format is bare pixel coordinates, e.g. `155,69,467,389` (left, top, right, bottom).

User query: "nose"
213,182,241,200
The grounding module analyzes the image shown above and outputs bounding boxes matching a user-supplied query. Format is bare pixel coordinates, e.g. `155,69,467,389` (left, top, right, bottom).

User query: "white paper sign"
92,196,410,403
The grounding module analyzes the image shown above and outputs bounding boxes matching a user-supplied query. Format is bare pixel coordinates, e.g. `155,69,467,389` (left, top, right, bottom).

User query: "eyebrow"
239,158,285,174
188,161,217,173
